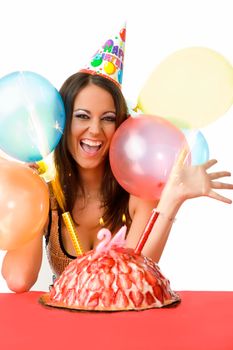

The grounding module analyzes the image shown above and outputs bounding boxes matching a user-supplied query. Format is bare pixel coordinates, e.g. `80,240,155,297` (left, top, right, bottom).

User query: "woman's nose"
88,119,101,135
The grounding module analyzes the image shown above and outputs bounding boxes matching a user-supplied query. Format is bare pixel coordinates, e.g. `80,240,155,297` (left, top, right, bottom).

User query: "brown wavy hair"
54,72,131,232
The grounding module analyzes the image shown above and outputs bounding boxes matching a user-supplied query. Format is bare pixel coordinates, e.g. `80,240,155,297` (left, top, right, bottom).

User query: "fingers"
176,147,190,166
202,159,218,170
209,171,232,180
207,190,232,204
172,147,190,171
211,181,233,190
27,162,39,172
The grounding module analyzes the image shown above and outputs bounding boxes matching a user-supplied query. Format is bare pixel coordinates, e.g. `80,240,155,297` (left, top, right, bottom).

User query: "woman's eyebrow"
73,109,116,115
73,108,90,113
102,110,116,114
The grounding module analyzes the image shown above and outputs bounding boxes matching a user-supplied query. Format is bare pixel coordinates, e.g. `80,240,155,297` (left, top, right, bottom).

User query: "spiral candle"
134,209,160,254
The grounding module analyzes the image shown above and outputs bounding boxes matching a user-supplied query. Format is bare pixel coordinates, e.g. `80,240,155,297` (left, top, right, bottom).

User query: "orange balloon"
0,161,49,250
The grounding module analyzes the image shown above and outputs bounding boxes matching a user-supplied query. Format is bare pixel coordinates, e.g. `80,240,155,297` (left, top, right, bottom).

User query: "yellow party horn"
51,175,83,256
50,175,66,213
37,160,83,256
62,212,83,256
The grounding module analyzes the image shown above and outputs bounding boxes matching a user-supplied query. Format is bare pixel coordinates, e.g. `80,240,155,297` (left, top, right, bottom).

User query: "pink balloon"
110,115,190,200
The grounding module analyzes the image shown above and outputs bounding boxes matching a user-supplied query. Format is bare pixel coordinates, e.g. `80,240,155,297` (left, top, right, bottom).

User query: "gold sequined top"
45,194,75,277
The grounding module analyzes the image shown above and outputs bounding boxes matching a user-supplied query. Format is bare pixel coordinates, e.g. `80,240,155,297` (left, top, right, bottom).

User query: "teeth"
81,139,102,147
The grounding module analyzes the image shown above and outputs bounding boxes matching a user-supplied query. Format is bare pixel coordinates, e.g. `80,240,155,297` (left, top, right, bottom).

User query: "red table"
0,291,233,350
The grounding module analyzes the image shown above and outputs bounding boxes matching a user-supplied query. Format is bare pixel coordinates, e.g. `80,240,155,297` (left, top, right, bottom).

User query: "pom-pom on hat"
80,24,126,88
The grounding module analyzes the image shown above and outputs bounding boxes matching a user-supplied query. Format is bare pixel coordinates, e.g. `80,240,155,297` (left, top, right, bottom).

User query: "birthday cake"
40,226,180,311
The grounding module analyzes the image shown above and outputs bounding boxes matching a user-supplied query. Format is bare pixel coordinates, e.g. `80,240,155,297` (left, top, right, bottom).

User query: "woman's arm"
126,195,178,262
1,232,44,293
126,159,233,262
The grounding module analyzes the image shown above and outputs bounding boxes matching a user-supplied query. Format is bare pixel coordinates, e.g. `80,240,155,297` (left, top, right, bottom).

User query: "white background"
0,0,233,292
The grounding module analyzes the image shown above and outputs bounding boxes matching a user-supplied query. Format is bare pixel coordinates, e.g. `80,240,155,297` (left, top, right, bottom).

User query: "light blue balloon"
0,71,66,162
182,129,209,165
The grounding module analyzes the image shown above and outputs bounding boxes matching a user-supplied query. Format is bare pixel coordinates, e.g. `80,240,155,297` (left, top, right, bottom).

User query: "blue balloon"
182,129,209,165
0,71,66,162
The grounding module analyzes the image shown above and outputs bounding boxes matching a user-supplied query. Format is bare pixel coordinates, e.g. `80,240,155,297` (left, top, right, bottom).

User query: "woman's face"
68,83,117,170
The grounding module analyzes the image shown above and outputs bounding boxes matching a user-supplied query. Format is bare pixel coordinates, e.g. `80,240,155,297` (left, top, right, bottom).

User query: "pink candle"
134,209,160,254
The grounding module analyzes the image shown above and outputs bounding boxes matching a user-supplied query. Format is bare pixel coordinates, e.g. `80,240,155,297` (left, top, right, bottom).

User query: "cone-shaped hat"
80,24,126,88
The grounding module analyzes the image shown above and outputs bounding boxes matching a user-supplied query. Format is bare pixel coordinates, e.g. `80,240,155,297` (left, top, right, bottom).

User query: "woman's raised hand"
165,159,233,204
27,162,40,173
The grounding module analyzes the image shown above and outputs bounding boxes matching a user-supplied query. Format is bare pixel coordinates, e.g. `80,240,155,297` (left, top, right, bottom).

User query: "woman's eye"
102,115,116,122
74,114,89,120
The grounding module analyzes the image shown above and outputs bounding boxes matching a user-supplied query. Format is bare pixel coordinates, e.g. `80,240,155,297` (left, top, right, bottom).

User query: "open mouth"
80,139,103,154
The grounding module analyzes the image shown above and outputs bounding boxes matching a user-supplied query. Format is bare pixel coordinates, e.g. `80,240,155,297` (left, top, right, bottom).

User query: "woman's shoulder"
128,194,158,219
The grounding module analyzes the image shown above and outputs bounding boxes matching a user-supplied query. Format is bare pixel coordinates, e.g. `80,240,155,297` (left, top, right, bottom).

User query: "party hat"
80,24,126,88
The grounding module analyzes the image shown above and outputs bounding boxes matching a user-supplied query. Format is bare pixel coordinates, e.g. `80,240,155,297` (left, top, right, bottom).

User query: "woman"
2,72,233,292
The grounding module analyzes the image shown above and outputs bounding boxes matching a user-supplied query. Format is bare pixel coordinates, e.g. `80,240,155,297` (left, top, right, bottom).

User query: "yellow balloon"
138,47,233,128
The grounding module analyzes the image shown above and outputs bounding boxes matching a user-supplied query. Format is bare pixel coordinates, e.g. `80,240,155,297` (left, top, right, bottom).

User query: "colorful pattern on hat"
80,24,126,88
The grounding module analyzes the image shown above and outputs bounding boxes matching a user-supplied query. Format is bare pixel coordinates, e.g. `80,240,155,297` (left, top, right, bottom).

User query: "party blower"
37,160,83,256
50,175,83,256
